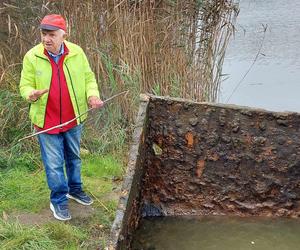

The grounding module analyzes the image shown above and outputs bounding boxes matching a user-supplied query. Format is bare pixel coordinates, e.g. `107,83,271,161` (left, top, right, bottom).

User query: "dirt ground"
7,189,121,226
10,200,95,225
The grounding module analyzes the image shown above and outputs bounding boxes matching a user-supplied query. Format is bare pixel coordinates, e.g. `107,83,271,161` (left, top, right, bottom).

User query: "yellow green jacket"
19,40,99,127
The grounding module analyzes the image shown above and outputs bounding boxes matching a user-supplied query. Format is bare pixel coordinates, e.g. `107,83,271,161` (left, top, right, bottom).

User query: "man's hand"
28,89,49,102
88,96,104,109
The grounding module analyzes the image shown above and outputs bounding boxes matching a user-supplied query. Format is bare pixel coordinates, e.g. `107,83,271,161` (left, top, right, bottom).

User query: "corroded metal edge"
148,94,300,115
106,94,150,250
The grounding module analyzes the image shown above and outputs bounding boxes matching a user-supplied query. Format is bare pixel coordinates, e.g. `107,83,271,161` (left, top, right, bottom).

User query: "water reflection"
220,0,300,112
132,216,300,250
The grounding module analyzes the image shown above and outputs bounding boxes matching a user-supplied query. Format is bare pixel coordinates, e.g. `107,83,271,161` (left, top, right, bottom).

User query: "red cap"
40,14,66,32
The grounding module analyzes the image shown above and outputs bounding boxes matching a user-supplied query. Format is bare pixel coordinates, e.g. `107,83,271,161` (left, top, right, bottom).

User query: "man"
19,14,103,221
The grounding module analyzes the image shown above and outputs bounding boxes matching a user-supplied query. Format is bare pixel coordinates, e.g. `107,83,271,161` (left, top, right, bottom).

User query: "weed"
0,168,48,213
0,220,88,249
82,154,123,179
0,221,57,250
44,222,87,248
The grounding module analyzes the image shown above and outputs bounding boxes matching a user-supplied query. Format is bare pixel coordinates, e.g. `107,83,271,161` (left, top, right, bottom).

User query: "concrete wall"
109,95,300,249
108,95,150,250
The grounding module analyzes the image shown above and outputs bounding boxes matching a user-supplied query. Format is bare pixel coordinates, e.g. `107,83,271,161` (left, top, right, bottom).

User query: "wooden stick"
88,190,111,213
18,91,128,142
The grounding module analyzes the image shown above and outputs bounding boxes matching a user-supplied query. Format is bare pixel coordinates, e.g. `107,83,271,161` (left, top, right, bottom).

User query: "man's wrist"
28,95,38,102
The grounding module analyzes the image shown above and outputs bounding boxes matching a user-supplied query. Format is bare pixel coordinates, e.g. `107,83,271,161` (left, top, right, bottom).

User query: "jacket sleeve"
19,53,36,101
82,51,100,99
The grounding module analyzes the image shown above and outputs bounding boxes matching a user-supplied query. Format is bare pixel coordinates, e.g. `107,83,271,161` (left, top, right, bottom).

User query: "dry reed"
0,0,239,151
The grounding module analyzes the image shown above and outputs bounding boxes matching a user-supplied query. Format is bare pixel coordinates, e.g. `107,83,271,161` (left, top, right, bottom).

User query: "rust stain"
185,132,194,148
167,134,176,144
152,193,161,203
244,133,252,145
270,188,280,196
227,153,237,161
141,130,145,144
207,151,219,161
157,135,163,146
263,146,275,157
196,159,205,177
170,103,181,113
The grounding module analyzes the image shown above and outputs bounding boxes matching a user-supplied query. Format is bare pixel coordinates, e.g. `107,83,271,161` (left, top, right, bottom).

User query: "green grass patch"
0,153,124,249
82,154,123,179
82,154,123,200
0,221,88,250
0,168,48,213
44,222,88,249
0,147,41,171
0,154,123,214
0,221,57,250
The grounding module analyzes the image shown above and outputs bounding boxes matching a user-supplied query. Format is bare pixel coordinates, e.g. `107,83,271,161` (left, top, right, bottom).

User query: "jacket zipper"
35,55,51,128
57,65,62,126
64,63,82,123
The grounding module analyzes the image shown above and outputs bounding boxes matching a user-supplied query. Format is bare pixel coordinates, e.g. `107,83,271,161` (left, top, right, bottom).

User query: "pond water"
219,0,300,112
132,216,300,250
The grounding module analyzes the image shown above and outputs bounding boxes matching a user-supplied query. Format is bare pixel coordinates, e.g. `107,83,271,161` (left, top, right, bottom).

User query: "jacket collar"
34,40,78,60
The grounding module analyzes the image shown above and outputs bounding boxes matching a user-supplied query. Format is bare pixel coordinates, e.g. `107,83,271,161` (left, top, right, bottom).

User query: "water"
220,0,300,112
132,216,300,250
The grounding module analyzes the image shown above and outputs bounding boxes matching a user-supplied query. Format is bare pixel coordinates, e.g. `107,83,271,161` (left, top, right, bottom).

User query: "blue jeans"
37,124,83,205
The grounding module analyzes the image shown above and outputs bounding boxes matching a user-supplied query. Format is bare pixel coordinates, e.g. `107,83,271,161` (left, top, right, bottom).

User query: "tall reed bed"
0,0,238,158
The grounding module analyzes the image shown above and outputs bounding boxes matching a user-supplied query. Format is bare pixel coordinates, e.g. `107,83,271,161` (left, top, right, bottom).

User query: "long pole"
18,91,128,142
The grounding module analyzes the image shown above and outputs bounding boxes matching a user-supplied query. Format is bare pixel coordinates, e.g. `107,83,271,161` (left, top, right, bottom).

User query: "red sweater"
36,45,77,134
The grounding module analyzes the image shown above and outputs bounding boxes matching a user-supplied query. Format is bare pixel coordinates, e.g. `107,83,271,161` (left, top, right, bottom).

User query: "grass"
0,167,48,213
81,154,123,178
0,221,87,250
0,153,124,249
0,221,58,250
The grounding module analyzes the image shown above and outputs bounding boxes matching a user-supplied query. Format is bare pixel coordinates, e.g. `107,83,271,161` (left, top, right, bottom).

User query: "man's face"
41,29,65,54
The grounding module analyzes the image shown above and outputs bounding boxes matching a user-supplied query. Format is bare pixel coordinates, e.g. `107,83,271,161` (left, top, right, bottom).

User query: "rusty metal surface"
142,96,300,217
110,95,300,249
